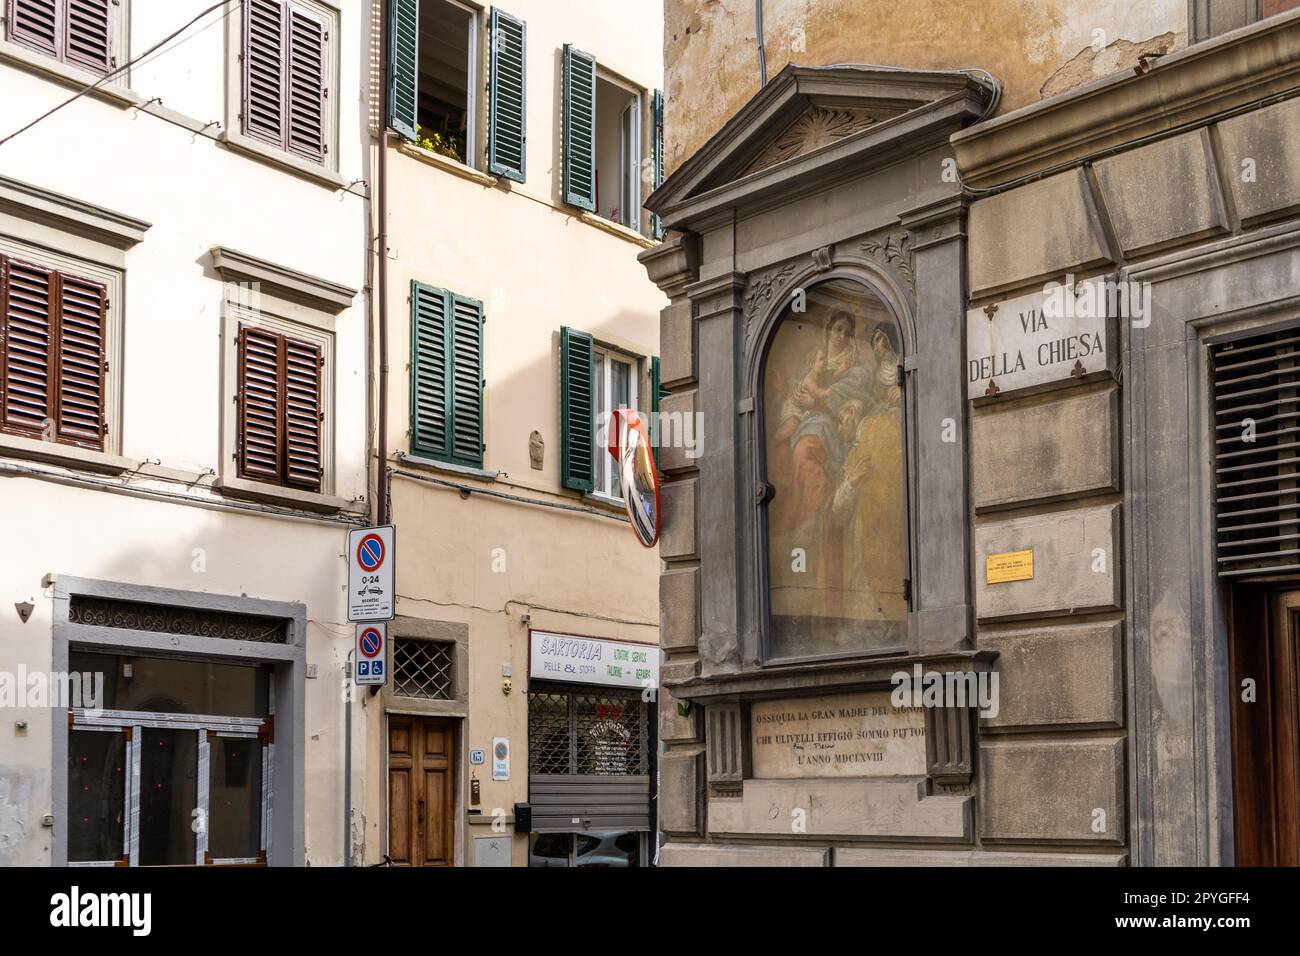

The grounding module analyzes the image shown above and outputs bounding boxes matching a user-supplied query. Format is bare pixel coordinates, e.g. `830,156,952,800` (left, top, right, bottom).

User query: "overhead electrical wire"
0,0,236,150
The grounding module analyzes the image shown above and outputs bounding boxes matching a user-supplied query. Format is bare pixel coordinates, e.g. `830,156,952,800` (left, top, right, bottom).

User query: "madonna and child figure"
763,280,908,658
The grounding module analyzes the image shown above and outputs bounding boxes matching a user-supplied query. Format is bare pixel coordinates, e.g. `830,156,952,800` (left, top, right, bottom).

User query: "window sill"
579,212,657,249
583,491,627,512
215,475,352,513
0,41,136,108
396,142,499,188
396,452,498,481
0,432,134,475
218,131,354,191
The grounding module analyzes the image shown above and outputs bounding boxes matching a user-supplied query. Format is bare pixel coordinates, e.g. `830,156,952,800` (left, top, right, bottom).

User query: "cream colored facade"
0,0,370,866
359,0,664,866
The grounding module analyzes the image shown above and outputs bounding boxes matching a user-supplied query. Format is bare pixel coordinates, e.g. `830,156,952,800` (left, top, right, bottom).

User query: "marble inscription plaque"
750,690,926,778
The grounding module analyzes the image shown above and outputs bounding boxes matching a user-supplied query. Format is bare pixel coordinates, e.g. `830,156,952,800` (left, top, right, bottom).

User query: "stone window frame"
49,573,307,867
744,257,917,667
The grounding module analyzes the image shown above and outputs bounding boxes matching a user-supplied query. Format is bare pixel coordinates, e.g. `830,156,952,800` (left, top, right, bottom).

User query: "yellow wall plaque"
986,549,1034,584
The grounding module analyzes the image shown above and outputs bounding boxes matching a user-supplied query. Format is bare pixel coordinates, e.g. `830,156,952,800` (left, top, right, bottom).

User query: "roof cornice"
952,9,1300,189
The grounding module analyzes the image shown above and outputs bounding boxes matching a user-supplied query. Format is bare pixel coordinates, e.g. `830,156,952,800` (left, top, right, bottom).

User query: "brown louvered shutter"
243,0,286,148
7,0,59,57
54,271,106,448
237,325,282,482
285,5,326,163
0,255,55,439
283,334,322,491
64,0,112,73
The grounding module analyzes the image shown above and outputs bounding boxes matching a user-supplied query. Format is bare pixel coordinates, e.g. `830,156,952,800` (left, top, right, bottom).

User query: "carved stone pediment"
743,107,883,176
645,64,994,234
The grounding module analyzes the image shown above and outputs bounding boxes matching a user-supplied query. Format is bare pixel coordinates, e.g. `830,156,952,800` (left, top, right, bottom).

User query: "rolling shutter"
487,8,526,182
410,282,483,468
7,0,59,57
237,325,282,483
560,326,594,491
283,334,322,490
651,89,664,240
1212,329,1300,577
387,0,419,140
0,255,107,452
244,0,286,148
285,6,327,163
561,45,596,212
65,0,112,73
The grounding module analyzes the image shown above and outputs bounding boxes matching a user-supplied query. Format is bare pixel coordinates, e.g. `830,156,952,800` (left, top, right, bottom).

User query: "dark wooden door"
1230,587,1300,865
388,716,455,866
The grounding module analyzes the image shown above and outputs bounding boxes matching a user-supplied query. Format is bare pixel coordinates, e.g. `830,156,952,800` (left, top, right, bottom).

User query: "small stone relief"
861,232,916,298
811,244,834,273
529,430,544,470
745,107,879,175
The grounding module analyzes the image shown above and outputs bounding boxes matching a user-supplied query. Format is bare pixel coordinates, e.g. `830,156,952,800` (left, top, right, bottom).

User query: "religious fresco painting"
762,279,908,659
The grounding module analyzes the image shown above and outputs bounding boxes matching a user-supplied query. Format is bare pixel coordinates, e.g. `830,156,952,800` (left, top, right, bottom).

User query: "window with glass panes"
592,347,638,500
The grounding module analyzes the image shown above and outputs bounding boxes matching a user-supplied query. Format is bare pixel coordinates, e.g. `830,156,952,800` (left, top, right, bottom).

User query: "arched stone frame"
740,246,919,665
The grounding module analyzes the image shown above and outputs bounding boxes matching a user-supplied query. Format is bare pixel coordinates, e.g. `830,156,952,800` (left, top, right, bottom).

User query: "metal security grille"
67,595,288,643
528,689,648,775
391,639,453,700
1212,329,1300,577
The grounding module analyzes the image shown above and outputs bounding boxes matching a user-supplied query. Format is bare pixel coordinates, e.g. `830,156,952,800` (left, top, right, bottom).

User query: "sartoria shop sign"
967,275,1118,399
749,690,926,778
529,630,661,690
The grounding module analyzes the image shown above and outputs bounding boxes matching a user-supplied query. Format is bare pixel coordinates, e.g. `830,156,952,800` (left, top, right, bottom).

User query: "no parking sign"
348,525,394,622
355,623,387,687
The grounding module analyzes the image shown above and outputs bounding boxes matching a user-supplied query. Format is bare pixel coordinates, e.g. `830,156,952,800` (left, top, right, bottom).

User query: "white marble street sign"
967,275,1117,400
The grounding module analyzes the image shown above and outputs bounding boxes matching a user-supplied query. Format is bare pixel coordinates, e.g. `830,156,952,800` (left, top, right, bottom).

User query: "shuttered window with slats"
1212,328,1300,577
410,281,484,469
559,326,594,491
651,88,664,240
487,7,526,182
0,254,107,451
242,0,328,165
561,44,597,211
237,324,323,491
7,0,113,74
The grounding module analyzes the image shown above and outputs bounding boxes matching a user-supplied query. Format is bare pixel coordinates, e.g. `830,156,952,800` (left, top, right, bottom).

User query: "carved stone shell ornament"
745,107,879,175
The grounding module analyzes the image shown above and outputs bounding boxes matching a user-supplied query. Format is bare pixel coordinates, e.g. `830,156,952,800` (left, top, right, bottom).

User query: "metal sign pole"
344,648,353,867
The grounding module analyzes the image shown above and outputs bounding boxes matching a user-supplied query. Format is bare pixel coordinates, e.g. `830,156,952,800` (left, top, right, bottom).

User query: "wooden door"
388,716,456,866
1229,587,1300,865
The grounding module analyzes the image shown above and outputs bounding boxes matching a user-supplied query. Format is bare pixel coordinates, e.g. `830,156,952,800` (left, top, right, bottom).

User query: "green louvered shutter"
388,0,419,140
561,45,596,211
487,8,526,182
651,89,664,240
411,281,449,460
448,293,485,467
560,327,595,491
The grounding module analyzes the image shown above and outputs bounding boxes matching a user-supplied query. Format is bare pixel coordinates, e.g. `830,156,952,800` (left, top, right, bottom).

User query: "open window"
414,0,477,167
592,346,639,501
594,76,641,231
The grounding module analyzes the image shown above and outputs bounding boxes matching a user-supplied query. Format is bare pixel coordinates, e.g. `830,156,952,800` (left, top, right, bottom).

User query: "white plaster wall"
0,0,371,865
